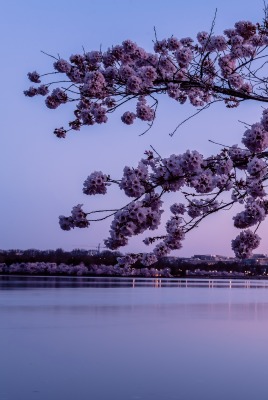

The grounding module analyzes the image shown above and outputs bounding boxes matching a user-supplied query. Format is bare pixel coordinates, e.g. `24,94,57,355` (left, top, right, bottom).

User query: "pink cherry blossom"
25,13,268,264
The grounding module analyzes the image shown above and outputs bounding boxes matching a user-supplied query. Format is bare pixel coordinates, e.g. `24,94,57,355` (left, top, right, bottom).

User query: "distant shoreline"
1,260,267,280
0,272,267,281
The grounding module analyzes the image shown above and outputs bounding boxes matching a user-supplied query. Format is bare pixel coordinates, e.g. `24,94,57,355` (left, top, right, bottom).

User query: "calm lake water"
1,276,268,400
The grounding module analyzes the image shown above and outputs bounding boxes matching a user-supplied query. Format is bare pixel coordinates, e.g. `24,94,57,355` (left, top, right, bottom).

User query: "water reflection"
1,275,268,289
1,302,268,321
1,277,268,400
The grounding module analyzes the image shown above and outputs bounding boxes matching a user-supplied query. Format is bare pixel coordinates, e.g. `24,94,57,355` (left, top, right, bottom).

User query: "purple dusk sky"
1,0,267,256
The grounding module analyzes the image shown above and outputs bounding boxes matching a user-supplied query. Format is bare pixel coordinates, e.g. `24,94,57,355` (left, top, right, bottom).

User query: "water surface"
1,276,268,400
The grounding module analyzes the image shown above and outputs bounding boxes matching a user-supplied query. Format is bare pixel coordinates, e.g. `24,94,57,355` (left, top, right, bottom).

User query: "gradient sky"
1,0,267,256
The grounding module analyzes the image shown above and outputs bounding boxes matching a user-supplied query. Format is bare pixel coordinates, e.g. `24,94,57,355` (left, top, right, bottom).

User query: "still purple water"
1,276,268,400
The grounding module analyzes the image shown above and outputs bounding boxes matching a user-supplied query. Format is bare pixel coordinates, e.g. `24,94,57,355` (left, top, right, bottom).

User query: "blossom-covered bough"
25,12,268,266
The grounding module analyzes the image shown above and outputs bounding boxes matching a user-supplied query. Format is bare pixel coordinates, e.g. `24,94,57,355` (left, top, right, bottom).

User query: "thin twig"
169,103,212,137
41,50,58,60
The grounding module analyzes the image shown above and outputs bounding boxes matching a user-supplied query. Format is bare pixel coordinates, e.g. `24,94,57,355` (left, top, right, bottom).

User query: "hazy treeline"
0,249,259,277
0,248,122,267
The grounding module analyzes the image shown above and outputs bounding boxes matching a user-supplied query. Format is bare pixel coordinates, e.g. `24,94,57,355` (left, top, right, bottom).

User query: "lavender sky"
1,0,267,256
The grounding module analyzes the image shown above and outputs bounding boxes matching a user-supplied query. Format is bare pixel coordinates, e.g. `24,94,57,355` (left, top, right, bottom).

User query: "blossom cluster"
25,18,268,136
233,198,266,228
83,171,110,195
231,230,261,258
59,204,89,230
242,123,268,153
104,193,164,250
119,161,149,197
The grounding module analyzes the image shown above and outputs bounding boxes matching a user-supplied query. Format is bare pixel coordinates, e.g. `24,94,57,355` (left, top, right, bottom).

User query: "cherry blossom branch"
25,15,268,137
25,12,268,266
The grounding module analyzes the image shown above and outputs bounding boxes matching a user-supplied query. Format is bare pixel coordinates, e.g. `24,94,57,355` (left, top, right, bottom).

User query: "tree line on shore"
0,249,262,277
